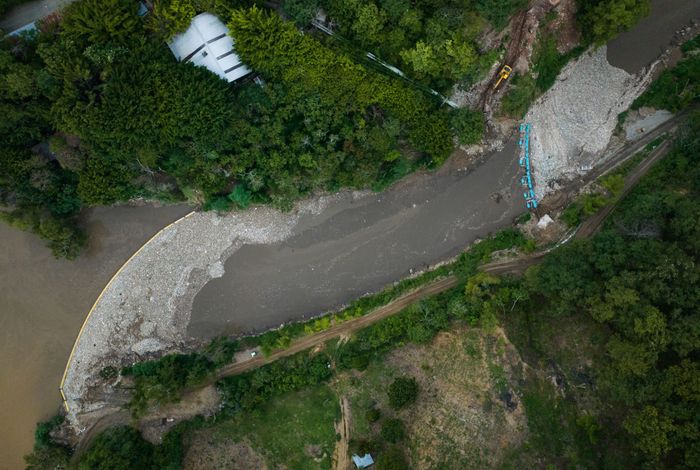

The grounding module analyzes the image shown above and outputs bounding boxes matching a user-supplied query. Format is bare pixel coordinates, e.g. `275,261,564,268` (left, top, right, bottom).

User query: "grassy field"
185,385,339,470
180,317,609,469
333,326,529,469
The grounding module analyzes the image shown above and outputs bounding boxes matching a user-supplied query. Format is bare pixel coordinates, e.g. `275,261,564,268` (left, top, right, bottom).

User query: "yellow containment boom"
494,65,512,90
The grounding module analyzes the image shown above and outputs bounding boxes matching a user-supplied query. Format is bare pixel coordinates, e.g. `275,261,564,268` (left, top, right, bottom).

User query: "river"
2,0,699,467
0,204,190,470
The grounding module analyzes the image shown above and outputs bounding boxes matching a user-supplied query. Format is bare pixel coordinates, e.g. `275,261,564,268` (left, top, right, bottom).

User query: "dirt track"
215,275,460,379
73,122,679,456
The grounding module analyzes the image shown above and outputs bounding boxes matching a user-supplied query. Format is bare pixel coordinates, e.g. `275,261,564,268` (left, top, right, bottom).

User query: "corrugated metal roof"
168,12,251,82
351,453,374,468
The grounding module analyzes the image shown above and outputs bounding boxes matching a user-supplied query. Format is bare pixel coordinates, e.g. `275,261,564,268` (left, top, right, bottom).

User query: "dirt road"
333,397,351,470
537,107,687,214
215,276,460,379
574,139,672,240
72,130,678,456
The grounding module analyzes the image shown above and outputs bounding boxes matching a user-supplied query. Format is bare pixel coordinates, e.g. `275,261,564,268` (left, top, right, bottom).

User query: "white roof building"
168,12,251,83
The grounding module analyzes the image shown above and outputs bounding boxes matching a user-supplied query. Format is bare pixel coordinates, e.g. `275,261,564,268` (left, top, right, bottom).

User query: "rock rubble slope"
61,195,341,427
526,46,654,198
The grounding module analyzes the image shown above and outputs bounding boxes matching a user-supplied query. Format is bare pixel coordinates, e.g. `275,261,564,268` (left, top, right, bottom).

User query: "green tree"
150,0,197,39
387,376,418,409
623,406,674,461
352,3,387,46
61,0,141,45
578,0,651,45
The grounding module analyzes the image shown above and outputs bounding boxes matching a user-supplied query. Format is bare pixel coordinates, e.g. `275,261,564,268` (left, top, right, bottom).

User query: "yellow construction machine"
494,65,512,90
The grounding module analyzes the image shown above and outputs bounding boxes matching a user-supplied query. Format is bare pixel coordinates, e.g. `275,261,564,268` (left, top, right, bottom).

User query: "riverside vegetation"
0,0,496,259
28,112,700,469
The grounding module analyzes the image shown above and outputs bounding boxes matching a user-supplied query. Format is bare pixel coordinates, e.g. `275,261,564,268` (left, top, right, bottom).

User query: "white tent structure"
168,12,251,83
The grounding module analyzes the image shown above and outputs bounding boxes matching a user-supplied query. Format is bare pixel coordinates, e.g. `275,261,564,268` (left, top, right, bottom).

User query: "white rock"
537,214,554,229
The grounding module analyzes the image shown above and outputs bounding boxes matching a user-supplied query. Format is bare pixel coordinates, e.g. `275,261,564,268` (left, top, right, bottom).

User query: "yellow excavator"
493,65,512,90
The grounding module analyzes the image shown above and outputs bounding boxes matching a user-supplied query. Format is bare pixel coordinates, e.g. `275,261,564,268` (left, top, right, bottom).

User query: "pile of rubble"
525,46,654,198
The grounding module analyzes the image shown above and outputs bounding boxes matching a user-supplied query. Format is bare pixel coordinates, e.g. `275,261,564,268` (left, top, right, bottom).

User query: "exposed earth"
2,0,700,466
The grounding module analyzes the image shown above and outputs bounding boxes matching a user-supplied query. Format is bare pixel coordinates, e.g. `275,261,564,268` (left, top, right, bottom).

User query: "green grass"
501,35,584,118
499,377,599,469
214,385,340,470
336,360,398,438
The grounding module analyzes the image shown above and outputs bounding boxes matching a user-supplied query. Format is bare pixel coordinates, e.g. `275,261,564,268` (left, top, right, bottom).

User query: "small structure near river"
168,12,251,83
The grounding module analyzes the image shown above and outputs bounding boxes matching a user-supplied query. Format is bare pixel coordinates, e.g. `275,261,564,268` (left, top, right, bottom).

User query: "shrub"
474,0,527,29
387,376,418,409
450,108,485,145
376,445,408,469
501,73,538,118
600,173,624,198
123,353,216,417
380,418,405,443
366,407,381,423
228,184,252,209
99,366,118,380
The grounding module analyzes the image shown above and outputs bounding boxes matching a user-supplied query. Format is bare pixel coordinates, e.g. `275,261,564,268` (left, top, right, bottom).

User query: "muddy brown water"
606,0,700,74
189,139,524,338
1,3,694,467
0,204,190,470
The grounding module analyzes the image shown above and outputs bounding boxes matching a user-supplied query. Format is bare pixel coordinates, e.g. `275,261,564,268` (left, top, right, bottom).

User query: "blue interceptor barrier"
518,123,538,209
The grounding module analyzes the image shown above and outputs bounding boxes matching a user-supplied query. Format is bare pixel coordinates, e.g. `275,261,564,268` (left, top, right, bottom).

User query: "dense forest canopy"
283,0,519,89
0,0,462,258
39,114,700,468
508,113,700,467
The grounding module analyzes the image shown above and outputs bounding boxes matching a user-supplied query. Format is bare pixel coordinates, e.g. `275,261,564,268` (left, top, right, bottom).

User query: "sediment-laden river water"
0,204,189,469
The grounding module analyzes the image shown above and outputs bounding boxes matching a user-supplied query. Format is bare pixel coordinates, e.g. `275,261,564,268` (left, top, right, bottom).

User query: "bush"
366,407,381,423
380,418,405,443
376,445,408,469
387,376,418,409
99,366,118,380
501,73,538,118
349,438,376,456
560,202,583,227
76,426,154,469
450,108,485,145
24,445,70,470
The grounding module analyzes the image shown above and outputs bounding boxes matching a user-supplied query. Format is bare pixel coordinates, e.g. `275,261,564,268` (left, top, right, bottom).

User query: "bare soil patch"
182,432,267,470
335,326,529,469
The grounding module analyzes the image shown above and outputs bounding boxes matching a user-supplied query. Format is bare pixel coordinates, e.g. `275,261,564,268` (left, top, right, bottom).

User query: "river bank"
0,204,190,470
